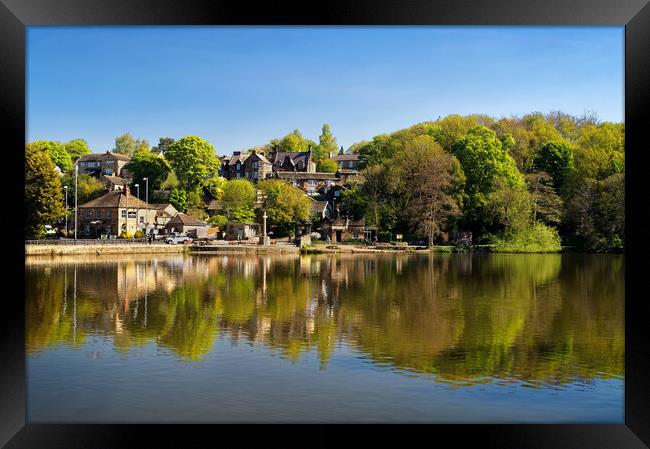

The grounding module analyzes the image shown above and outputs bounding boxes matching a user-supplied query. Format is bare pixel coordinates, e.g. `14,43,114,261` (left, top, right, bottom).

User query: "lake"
25,253,624,423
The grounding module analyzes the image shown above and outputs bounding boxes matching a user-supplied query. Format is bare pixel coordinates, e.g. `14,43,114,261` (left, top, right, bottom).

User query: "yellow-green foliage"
493,222,562,253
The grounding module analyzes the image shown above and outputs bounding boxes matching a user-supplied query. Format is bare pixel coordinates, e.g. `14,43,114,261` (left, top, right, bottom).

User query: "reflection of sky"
27,336,623,423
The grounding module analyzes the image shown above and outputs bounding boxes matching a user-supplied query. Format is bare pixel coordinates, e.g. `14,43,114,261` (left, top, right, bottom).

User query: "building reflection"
26,253,624,386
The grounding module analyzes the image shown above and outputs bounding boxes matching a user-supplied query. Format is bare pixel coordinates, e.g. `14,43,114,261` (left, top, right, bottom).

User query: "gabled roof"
207,199,224,211
166,213,208,227
102,175,126,185
337,168,359,175
78,189,154,209
273,151,312,170
311,201,329,215
228,153,249,165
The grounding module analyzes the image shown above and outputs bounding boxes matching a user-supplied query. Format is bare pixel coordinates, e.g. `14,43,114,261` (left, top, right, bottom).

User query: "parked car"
44,225,57,236
164,233,193,245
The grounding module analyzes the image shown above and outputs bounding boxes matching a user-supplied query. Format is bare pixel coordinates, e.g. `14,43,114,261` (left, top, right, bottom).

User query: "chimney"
339,146,344,155
251,149,256,155
233,151,241,156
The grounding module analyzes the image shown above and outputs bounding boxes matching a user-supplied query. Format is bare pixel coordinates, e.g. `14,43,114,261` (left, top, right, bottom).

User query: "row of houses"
71,147,369,242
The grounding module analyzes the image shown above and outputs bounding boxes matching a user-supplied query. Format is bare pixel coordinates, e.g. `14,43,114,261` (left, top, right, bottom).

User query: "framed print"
3,0,650,447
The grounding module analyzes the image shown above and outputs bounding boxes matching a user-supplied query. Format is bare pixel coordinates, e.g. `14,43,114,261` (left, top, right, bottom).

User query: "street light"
63,185,68,237
74,164,78,240
142,177,149,234
134,183,140,232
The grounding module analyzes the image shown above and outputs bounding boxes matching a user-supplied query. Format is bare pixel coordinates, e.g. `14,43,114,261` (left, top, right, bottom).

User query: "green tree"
63,138,91,161
208,214,228,228
125,149,172,191
452,126,525,233
28,141,72,172
204,175,227,200
160,170,179,190
25,145,65,238
113,132,149,155
487,180,533,234
317,158,338,173
164,136,220,191
315,123,338,162
269,129,316,154
258,179,311,236
169,188,188,213
533,141,575,189
152,137,175,154
222,179,257,222
525,172,563,226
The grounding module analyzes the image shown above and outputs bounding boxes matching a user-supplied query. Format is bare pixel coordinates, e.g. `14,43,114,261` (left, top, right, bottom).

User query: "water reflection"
26,253,624,386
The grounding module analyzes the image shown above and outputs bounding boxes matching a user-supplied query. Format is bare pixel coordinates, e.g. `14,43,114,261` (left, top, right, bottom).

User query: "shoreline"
24,242,618,257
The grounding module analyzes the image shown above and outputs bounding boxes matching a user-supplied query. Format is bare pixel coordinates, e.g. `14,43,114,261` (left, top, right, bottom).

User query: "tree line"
25,113,624,252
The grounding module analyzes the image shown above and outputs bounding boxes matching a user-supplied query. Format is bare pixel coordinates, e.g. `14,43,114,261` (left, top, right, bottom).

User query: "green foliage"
169,188,188,213
487,180,533,234
60,173,105,205
208,214,228,228
270,129,316,154
258,179,311,236
134,230,144,238
453,126,525,207
187,207,209,222
492,222,562,253
25,145,65,238
27,141,72,172
315,123,338,162
152,137,175,154
204,175,227,200
317,158,338,173
164,136,220,191
533,141,575,189
113,132,149,155
526,172,563,226
125,149,172,192
160,170,179,190
63,139,91,161
222,179,256,222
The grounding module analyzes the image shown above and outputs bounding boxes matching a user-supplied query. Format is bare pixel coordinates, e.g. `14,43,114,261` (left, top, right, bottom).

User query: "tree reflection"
26,253,624,385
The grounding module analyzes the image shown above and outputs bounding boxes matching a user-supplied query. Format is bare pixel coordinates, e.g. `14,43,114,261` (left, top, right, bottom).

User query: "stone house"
77,151,131,178
150,203,179,232
76,184,156,237
220,150,272,181
274,171,339,194
225,222,260,241
164,213,209,238
329,148,360,170
272,149,317,173
320,216,375,242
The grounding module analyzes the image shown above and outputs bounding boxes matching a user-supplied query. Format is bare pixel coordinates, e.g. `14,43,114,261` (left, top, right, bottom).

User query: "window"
252,172,259,179
308,180,315,186
85,209,91,218
252,161,259,169
128,211,136,218
139,216,144,224
107,209,112,219
236,162,241,171
339,161,344,167
104,169,113,175
348,161,354,168
121,210,126,218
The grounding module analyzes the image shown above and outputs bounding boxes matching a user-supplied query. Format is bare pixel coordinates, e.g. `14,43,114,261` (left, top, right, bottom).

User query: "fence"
25,238,150,245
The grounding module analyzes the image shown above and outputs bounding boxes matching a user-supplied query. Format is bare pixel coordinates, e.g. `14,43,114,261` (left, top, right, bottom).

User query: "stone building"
220,150,273,181
76,183,156,237
77,151,131,178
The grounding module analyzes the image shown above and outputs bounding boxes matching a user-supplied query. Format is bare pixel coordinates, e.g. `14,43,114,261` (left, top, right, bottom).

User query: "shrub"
119,230,134,239
134,230,144,238
493,222,562,253
208,214,227,228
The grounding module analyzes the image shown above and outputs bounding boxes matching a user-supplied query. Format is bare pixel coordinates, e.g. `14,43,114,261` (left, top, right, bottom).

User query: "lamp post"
135,183,140,233
63,185,68,237
142,177,149,234
74,164,78,240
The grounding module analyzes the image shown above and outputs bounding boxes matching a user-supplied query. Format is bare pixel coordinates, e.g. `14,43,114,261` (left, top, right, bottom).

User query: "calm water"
26,253,624,423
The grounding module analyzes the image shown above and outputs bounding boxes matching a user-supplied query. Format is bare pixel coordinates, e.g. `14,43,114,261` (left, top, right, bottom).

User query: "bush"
119,230,134,239
208,214,227,228
134,230,144,238
493,222,562,253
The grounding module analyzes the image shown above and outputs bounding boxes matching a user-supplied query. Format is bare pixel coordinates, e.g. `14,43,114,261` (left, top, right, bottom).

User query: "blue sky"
27,26,623,155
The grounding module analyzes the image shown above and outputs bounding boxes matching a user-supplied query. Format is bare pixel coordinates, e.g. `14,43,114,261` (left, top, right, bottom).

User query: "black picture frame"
3,0,649,446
